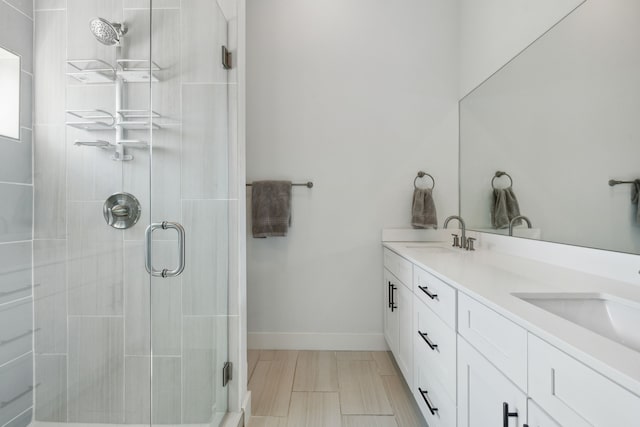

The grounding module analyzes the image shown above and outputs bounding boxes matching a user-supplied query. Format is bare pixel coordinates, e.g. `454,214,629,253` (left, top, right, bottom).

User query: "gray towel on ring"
411,188,438,229
491,187,521,229
632,179,640,224
251,180,292,237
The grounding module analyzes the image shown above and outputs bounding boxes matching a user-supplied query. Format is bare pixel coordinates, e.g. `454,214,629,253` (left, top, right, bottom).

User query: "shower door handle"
145,221,186,278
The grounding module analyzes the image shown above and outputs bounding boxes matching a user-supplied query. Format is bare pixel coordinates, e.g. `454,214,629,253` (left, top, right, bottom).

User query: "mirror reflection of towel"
251,180,292,237
412,188,438,229
491,187,521,229
632,179,640,224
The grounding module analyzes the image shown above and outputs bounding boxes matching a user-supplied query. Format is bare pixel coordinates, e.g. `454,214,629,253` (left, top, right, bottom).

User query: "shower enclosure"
0,0,236,426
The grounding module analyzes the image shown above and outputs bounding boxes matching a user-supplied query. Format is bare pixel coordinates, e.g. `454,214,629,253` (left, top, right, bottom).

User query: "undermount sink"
514,293,640,353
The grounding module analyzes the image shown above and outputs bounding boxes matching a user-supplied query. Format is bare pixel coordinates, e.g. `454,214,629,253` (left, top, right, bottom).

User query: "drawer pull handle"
390,284,397,312
418,285,438,300
502,402,518,427
418,331,438,350
418,387,438,415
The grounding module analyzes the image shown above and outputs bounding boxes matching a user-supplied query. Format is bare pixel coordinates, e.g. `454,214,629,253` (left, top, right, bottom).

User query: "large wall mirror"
0,46,21,140
460,0,640,254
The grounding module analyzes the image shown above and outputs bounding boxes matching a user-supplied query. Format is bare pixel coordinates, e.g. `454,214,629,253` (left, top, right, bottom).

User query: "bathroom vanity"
382,235,640,427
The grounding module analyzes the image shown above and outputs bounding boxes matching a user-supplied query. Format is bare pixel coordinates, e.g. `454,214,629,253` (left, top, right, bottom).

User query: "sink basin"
514,292,640,352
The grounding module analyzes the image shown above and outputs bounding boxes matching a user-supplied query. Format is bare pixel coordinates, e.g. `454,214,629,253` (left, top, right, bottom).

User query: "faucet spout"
444,215,466,249
509,215,532,236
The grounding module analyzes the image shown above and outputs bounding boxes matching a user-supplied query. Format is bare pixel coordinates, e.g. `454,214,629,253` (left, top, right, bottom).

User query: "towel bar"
246,181,313,188
609,179,637,187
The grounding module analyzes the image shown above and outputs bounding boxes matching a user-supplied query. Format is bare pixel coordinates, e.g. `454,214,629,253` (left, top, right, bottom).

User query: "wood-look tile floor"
247,350,427,427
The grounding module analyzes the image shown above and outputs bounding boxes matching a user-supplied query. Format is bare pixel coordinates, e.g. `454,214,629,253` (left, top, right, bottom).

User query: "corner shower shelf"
66,59,161,84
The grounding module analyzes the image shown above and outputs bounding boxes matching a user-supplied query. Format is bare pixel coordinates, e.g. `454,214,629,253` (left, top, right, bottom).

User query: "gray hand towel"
491,187,521,229
632,179,640,224
251,180,292,238
411,188,438,229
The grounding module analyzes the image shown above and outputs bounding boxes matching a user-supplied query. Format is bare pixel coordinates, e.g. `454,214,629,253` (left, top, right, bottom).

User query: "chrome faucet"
444,215,466,249
509,215,532,236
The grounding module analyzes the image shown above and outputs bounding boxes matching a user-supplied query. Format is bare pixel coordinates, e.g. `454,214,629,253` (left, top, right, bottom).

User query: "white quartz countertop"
383,240,640,396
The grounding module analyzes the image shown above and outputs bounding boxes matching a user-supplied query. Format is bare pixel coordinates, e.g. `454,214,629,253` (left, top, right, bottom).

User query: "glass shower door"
29,1,229,425
148,1,230,425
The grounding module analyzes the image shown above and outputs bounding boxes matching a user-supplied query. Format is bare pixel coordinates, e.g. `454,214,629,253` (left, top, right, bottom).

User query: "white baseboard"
248,332,388,350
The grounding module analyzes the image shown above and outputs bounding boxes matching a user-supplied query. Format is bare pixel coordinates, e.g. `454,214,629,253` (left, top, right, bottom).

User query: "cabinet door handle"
388,281,392,308
418,285,438,300
502,402,518,427
418,387,438,415
418,331,438,350
390,284,397,312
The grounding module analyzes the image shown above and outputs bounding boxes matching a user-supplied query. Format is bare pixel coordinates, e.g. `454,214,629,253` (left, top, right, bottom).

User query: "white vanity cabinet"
383,249,413,386
458,337,527,427
526,400,561,427
382,242,640,427
528,334,640,427
383,268,399,357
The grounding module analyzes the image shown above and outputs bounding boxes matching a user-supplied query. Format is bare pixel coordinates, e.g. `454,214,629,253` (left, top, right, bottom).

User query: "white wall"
459,0,583,98
246,0,459,349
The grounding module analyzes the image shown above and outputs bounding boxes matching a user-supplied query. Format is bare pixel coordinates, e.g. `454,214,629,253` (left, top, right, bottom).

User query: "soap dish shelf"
73,139,149,162
66,110,162,131
66,110,115,130
66,59,116,83
66,59,161,84
117,59,161,83
117,109,162,130
74,140,113,148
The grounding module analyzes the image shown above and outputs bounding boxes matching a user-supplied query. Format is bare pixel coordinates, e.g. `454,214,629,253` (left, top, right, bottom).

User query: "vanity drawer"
414,298,456,401
413,265,456,329
457,293,527,391
414,345,456,427
529,334,640,427
383,248,412,288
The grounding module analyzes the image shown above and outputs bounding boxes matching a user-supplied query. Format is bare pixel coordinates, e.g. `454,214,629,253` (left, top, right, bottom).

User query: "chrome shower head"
89,17,128,46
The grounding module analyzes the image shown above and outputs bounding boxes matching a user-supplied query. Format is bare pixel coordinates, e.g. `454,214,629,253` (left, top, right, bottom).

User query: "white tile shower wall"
246,0,459,350
0,1,33,427
33,0,235,424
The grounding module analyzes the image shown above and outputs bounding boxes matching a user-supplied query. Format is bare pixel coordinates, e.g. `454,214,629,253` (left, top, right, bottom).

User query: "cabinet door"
526,400,560,427
383,269,399,356
396,282,413,387
458,337,527,427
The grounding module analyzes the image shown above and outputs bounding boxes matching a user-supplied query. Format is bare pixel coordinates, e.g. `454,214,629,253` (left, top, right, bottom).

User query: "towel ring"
491,171,513,189
414,171,435,190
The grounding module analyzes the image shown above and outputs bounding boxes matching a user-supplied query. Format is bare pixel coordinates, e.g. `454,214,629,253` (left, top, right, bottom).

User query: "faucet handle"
451,234,460,248
466,237,476,251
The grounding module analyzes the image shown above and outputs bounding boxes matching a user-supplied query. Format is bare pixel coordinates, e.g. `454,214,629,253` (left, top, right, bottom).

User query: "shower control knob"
103,192,141,229
111,204,130,217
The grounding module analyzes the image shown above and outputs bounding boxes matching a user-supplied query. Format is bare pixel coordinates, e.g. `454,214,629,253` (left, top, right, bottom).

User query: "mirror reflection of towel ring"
491,171,513,189
414,171,435,190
